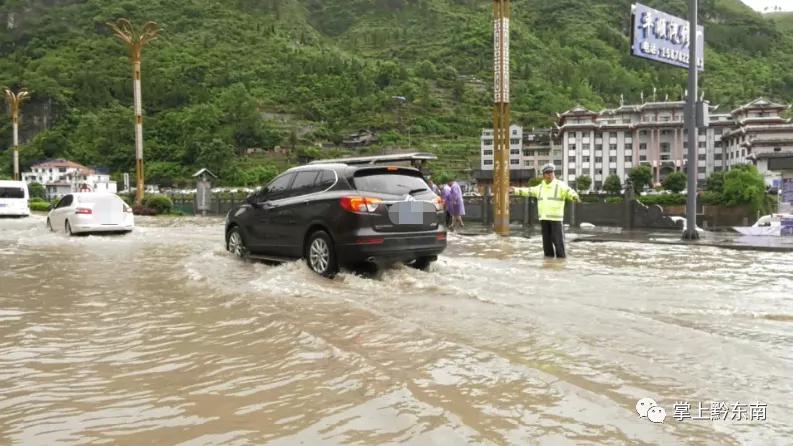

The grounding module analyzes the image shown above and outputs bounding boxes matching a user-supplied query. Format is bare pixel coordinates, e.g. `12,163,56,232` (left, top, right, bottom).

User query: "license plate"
388,201,434,225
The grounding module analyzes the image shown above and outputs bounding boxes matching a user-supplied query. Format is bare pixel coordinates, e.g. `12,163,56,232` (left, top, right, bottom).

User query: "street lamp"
107,18,160,206
3,88,30,181
392,95,411,149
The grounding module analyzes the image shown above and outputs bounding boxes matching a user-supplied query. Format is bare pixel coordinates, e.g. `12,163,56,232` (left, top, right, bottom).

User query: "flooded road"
1,215,792,445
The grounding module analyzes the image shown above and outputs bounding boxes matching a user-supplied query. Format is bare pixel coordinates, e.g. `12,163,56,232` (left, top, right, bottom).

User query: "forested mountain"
1,0,791,185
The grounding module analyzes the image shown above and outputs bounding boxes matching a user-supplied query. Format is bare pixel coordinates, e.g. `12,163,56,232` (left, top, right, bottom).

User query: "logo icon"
637,398,666,423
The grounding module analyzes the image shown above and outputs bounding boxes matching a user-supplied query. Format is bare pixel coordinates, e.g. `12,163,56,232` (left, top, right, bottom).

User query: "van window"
0,187,25,199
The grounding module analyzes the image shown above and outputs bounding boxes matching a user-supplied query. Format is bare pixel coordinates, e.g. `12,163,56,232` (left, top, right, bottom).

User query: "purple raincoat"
448,182,465,216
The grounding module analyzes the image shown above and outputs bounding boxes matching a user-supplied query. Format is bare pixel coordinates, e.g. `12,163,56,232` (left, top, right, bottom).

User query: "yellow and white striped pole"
133,57,145,206
3,88,29,181
493,0,511,236
107,19,159,206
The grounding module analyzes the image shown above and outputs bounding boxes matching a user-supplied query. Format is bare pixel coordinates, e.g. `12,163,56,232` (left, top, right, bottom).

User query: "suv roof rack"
309,152,437,166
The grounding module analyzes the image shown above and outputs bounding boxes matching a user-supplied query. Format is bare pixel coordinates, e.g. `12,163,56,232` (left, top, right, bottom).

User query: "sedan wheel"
65,220,73,236
227,227,247,259
46,218,53,232
306,231,338,278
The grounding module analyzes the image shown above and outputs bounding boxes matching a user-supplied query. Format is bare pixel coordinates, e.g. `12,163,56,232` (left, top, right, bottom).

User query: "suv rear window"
353,171,429,195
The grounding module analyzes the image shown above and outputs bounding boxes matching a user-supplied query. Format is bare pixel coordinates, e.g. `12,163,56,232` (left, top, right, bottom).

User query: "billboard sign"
631,3,704,71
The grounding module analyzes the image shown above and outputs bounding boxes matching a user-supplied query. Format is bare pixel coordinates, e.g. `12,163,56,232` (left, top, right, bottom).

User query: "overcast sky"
740,0,793,12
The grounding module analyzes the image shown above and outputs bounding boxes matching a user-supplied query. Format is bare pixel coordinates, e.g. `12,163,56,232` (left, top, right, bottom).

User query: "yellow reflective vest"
514,179,579,222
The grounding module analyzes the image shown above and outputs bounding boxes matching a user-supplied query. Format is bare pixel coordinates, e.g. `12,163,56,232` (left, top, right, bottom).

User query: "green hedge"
605,197,624,204
29,201,51,212
637,194,687,206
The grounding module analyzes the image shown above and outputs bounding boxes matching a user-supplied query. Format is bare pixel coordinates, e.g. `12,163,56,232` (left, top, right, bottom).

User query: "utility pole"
683,0,700,240
3,88,30,181
108,19,160,206
493,0,511,235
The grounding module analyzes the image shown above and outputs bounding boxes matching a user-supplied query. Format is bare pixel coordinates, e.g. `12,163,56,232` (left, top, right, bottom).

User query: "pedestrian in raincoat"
512,164,580,258
447,179,465,231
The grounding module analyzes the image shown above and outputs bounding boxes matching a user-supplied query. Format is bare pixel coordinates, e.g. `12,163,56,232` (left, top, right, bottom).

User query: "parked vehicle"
225,158,447,277
0,180,30,217
47,192,134,235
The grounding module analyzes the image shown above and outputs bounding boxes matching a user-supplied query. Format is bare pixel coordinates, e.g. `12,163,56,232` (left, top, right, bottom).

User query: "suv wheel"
227,227,248,259
409,256,436,271
306,230,338,278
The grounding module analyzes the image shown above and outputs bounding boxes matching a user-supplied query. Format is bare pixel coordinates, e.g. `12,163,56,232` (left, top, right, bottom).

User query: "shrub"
638,194,686,206
133,206,157,216
141,194,173,215
29,201,51,212
605,196,624,204
662,172,687,193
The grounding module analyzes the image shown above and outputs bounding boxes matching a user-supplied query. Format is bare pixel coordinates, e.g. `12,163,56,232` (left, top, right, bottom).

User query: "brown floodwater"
1,215,792,445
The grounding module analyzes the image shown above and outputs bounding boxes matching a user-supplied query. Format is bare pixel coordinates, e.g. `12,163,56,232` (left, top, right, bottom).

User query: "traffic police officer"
512,163,580,258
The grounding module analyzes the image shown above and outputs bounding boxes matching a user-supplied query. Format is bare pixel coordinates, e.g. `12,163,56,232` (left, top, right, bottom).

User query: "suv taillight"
75,207,92,215
339,196,382,213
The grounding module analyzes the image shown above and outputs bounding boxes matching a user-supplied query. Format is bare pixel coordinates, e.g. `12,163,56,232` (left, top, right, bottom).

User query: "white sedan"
47,192,135,235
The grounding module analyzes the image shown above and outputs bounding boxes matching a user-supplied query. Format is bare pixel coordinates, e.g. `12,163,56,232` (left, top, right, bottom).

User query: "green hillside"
0,0,791,185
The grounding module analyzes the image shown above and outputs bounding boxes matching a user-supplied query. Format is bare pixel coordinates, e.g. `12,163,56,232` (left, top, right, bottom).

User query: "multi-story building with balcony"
22,159,117,198
555,97,791,190
475,126,559,193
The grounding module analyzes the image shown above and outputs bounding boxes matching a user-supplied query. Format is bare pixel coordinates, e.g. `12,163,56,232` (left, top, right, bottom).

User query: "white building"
555,97,792,191
721,98,793,187
476,126,561,193
22,159,117,198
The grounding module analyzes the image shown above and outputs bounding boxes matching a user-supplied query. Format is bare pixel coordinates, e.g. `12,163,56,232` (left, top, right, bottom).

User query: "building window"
625,155,633,162
661,129,672,136
698,167,706,173
554,160,562,166
510,139,520,145
568,169,576,175
624,144,631,151
510,159,520,165
699,129,706,135
698,154,706,160
512,129,518,135
660,143,671,153
595,157,603,163
775,147,782,152
610,132,618,138
640,155,647,161
510,149,520,155
714,153,722,160
595,144,603,151
715,128,723,135
568,144,576,150
699,142,706,148
583,156,590,162
569,156,576,162
484,160,493,165
609,144,617,151
609,156,617,162
525,161,532,166
583,143,590,150
595,132,603,139
484,139,493,145
483,150,493,156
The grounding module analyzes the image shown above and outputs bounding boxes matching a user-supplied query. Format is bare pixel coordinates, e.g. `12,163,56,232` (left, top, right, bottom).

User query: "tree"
705,171,725,193
575,175,592,193
662,171,687,193
721,164,767,212
628,165,653,191
603,174,622,195
28,182,46,199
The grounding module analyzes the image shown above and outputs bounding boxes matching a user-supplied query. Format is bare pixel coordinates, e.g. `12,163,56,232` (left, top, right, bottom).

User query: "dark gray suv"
225,162,447,277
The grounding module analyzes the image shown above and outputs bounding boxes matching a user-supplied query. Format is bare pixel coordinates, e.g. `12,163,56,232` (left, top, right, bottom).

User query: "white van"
0,180,30,217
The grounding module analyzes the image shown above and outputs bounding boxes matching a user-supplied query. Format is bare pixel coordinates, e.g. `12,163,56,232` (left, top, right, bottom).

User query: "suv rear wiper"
408,188,428,195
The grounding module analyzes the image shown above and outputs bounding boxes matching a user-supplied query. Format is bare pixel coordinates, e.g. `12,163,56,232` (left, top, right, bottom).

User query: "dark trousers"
540,220,566,258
